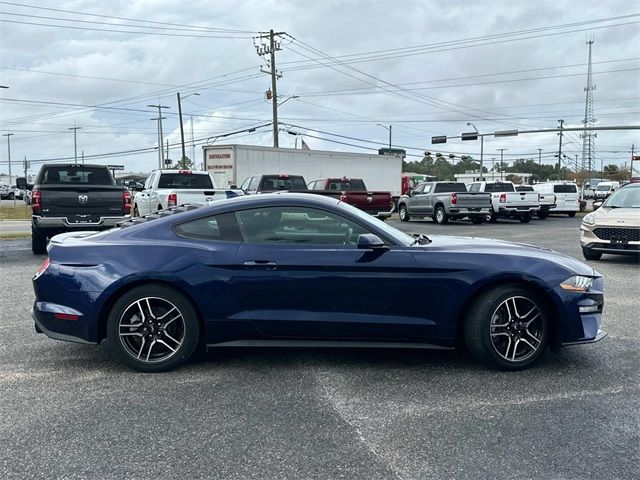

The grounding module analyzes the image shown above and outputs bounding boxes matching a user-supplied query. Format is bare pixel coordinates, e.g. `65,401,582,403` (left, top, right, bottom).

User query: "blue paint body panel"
31,194,605,350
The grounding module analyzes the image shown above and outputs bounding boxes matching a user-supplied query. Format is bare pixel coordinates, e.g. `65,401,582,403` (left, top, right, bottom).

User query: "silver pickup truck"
398,181,492,224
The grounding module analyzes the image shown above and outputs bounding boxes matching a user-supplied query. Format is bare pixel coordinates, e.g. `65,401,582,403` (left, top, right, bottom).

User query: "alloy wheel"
118,297,185,363
489,296,545,362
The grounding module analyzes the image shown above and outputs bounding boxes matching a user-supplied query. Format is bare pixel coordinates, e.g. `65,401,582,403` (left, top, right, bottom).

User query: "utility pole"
176,92,199,167
631,144,636,182
255,30,285,148
491,157,496,180
3,133,14,206
166,139,169,164
497,148,507,181
23,156,27,179
190,116,195,169
69,127,81,164
581,39,596,188
537,148,542,167
557,119,564,179
81,149,84,165
467,122,484,180
148,104,169,169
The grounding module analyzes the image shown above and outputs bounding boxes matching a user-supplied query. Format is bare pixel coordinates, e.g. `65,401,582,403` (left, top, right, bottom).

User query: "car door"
135,172,156,216
406,183,425,214
232,205,435,341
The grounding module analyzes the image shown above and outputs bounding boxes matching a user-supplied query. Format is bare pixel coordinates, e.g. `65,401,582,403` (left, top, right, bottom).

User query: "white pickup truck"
468,181,541,223
133,170,242,217
516,185,555,219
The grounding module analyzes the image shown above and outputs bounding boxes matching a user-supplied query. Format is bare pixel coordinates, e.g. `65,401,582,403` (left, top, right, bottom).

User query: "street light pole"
3,133,15,206
377,124,392,151
537,148,542,167
497,148,507,181
68,127,81,164
467,122,483,180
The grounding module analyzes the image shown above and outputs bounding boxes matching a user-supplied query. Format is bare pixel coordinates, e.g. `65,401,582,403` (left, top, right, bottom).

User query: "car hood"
591,207,640,225
419,235,596,276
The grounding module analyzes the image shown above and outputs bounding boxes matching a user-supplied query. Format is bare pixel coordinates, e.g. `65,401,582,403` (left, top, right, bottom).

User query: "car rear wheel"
133,205,139,217
434,205,449,225
568,212,576,217
31,227,47,255
519,213,532,223
537,209,549,219
488,212,498,223
107,285,200,372
470,217,484,225
464,285,549,370
398,204,410,222
582,247,602,261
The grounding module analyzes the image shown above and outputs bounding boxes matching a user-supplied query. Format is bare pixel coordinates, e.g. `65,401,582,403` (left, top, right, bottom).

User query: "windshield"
484,183,515,192
261,175,307,191
337,201,415,246
554,184,577,193
158,173,213,189
39,166,114,185
596,185,612,191
326,179,366,191
604,187,640,208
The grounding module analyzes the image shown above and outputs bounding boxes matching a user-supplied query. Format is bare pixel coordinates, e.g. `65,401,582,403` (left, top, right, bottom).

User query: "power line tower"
254,30,285,147
581,39,597,187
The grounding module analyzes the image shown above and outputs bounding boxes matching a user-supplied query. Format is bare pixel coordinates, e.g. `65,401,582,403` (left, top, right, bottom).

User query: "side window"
174,212,242,242
468,183,479,193
248,176,260,191
144,172,156,190
307,181,317,190
413,184,425,194
423,184,432,194
239,177,251,191
235,206,374,246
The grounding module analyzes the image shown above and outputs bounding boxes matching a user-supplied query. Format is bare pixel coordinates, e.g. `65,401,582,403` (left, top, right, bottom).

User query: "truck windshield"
39,166,114,185
596,185,611,191
158,173,213,189
554,184,577,193
485,183,515,192
261,175,307,191
433,183,467,193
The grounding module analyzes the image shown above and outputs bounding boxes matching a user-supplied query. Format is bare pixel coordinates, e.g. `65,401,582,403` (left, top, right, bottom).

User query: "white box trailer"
203,144,404,198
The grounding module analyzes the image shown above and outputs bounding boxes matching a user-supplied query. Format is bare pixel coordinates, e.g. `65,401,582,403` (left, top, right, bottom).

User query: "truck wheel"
538,209,549,219
568,212,576,217
398,204,410,222
133,205,139,217
31,226,47,255
519,213,532,223
434,206,449,225
582,247,602,261
470,217,484,225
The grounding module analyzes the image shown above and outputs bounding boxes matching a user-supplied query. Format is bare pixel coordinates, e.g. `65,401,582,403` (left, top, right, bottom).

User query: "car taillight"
499,193,507,203
168,193,178,207
339,194,347,202
32,188,41,213
34,257,50,280
451,192,457,205
123,190,131,213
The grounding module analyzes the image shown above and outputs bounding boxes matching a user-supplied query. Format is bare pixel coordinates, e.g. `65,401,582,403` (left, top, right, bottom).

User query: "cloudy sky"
0,0,638,177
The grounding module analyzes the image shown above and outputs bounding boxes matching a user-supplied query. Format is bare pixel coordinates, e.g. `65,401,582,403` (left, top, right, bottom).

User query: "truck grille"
593,228,640,242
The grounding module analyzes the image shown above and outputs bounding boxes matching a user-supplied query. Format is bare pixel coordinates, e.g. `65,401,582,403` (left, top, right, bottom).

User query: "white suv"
533,182,580,217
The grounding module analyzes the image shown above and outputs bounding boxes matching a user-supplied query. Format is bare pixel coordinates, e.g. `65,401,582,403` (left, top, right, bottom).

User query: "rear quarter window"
434,183,467,193
174,212,242,242
158,173,213,189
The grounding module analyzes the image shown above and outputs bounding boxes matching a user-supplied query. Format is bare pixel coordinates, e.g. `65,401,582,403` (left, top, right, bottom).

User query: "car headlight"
582,213,595,225
560,275,594,292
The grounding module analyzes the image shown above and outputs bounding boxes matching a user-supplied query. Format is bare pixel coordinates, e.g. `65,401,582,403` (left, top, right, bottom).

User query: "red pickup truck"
307,177,394,219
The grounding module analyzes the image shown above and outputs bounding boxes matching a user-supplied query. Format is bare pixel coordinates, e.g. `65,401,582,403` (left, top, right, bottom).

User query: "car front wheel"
398,204,410,222
107,285,200,372
434,206,449,224
464,285,549,370
582,247,602,261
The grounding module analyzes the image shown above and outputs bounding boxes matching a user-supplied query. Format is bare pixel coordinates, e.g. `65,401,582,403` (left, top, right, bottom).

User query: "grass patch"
0,205,31,220
0,232,30,240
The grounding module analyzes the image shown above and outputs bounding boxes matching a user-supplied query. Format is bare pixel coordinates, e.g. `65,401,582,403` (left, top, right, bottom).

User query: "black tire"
488,212,498,223
470,217,484,225
398,204,410,222
537,209,549,219
31,226,47,255
433,205,449,225
464,285,549,370
107,284,201,372
519,213,532,223
567,212,576,217
133,205,139,217
582,247,602,261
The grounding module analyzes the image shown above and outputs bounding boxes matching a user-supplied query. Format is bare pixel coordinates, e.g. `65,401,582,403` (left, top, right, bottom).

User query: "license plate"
610,238,627,246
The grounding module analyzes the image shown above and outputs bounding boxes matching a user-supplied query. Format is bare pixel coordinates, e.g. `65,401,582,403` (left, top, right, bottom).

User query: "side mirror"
16,177,27,189
230,184,237,189
357,233,388,250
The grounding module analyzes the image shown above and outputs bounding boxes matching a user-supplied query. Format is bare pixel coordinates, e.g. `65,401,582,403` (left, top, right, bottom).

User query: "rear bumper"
33,214,129,231
373,204,395,219
449,207,491,216
31,302,97,344
497,206,539,214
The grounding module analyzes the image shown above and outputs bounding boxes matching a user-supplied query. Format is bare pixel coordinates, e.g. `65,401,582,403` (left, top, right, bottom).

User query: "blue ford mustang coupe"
32,193,605,372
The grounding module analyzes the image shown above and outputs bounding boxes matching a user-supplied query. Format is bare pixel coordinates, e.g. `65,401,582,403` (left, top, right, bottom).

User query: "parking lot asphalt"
0,215,638,479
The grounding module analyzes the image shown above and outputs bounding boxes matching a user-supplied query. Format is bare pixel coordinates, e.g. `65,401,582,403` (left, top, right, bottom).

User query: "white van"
594,181,620,200
533,182,580,216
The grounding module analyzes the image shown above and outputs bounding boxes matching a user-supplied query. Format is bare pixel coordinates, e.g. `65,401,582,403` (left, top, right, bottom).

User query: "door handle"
243,260,278,270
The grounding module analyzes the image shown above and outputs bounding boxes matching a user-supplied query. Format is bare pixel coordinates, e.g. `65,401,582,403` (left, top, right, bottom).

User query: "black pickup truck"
18,164,132,254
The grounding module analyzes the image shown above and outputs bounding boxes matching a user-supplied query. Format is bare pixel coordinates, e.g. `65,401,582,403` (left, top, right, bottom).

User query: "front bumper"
580,224,640,254
33,214,130,231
